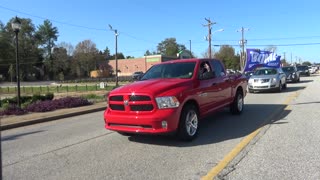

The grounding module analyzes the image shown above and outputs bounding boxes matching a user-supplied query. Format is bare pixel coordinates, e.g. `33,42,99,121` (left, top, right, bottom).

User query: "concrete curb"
1,106,106,131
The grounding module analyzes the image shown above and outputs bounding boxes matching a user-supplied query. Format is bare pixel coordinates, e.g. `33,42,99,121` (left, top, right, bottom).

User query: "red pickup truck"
104,58,248,141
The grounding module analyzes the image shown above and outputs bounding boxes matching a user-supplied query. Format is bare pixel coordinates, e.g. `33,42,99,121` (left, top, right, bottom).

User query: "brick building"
106,55,179,76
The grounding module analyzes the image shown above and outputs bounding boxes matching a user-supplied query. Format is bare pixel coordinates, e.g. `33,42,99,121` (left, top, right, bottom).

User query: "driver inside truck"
200,62,213,79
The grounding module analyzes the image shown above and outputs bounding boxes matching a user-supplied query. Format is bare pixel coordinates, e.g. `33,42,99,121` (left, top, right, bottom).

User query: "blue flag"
244,49,281,72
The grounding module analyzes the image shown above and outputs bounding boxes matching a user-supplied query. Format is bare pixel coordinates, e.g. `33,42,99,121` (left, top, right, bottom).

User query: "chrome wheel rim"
186,110,198,136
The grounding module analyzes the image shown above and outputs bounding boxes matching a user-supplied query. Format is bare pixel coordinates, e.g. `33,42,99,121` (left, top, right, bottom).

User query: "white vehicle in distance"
248,67,287,93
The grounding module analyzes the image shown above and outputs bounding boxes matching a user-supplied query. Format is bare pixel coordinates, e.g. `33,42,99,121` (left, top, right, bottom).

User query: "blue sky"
1,0,320,63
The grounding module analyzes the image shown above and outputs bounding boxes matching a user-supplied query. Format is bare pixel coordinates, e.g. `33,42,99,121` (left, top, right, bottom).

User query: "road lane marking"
202,91,300,180
201,127,261,180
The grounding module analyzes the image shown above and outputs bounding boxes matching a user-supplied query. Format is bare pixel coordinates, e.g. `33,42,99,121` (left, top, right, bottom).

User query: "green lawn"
0,84,115,95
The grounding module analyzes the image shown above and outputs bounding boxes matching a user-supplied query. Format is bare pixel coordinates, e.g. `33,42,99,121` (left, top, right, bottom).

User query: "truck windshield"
141,62,196,80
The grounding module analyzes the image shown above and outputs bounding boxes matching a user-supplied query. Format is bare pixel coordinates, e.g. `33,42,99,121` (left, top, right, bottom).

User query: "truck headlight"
156,96,180,109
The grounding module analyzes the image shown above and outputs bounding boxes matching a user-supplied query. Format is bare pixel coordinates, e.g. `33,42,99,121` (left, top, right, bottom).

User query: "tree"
126,56,134,59
144,50,152,56
144,50,158,56
73,39,99,77
110,52,125,60
35,19,59,79
157,38,186,56
51,47,70,80
57,42,74,56
0,21,15,80
302,61,312,66
35,20,58,58
201,47,215,58
214,45,240,70
5,17,43,81
103,46,111,60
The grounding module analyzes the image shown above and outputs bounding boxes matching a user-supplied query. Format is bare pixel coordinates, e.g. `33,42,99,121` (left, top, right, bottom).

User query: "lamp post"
11,16,22,108
108,24,119,87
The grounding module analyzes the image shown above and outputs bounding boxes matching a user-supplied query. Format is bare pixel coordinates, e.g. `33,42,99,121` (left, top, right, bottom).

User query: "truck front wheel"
177,104,199,141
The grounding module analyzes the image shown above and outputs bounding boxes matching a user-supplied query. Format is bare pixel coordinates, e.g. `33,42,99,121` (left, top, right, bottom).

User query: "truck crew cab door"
210,60,233,108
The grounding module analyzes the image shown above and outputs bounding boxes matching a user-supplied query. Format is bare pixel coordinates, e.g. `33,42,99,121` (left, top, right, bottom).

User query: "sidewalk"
222,75,320,179
0,102,107,130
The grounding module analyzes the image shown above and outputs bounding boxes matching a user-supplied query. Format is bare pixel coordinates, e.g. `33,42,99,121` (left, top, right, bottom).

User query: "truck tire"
283,82,287,89
177,104,199,141
230,90,244,115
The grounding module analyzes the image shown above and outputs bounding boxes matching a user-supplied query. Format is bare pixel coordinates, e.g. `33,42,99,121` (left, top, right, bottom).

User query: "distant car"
296,65,310,76
132,71,143,80
308,66,317,74
282,66,300,83
248,67,287,93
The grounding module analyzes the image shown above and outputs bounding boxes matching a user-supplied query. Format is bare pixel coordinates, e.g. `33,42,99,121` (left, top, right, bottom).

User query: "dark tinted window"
211,60,225,77
297,66,308,71
282,67,296,72
141,62,196,80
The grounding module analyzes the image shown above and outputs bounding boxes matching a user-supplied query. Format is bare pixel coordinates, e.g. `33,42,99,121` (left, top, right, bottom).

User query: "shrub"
26,96,92,112
0,104,27,116
45,93,54,100
25,100,57,112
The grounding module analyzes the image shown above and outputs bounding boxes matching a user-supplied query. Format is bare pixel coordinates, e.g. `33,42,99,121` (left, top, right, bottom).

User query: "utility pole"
291,52,293,65
203,18,216,59
237,27,249,71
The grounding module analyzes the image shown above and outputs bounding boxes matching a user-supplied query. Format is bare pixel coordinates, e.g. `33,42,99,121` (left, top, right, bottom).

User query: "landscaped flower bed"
0,96,92,116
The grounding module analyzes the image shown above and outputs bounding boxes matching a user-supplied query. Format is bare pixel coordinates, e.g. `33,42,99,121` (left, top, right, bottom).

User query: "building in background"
91,54,192,78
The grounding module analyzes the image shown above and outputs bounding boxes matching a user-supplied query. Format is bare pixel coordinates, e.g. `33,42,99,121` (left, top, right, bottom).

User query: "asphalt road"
1,75,318,180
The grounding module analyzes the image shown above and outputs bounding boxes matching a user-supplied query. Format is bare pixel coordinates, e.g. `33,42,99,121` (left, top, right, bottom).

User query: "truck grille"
254,79,270,83
109,95,154,112
109,104,125,111
130,104,153,111
129,95,151,101
110,96,123,101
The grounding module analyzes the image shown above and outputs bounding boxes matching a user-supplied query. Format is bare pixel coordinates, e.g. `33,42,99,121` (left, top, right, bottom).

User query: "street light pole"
109,24,119,87
12,16,22,108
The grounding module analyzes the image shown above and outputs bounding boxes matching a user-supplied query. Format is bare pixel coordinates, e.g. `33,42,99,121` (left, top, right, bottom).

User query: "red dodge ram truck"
104,58,248,141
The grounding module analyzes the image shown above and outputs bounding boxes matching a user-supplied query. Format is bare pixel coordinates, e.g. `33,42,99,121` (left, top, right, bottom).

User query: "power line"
212,42,320,47
0,5,107,31
0,5,158,45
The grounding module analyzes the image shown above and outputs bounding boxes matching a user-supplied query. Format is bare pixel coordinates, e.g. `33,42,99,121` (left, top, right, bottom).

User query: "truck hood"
111,79,192,96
